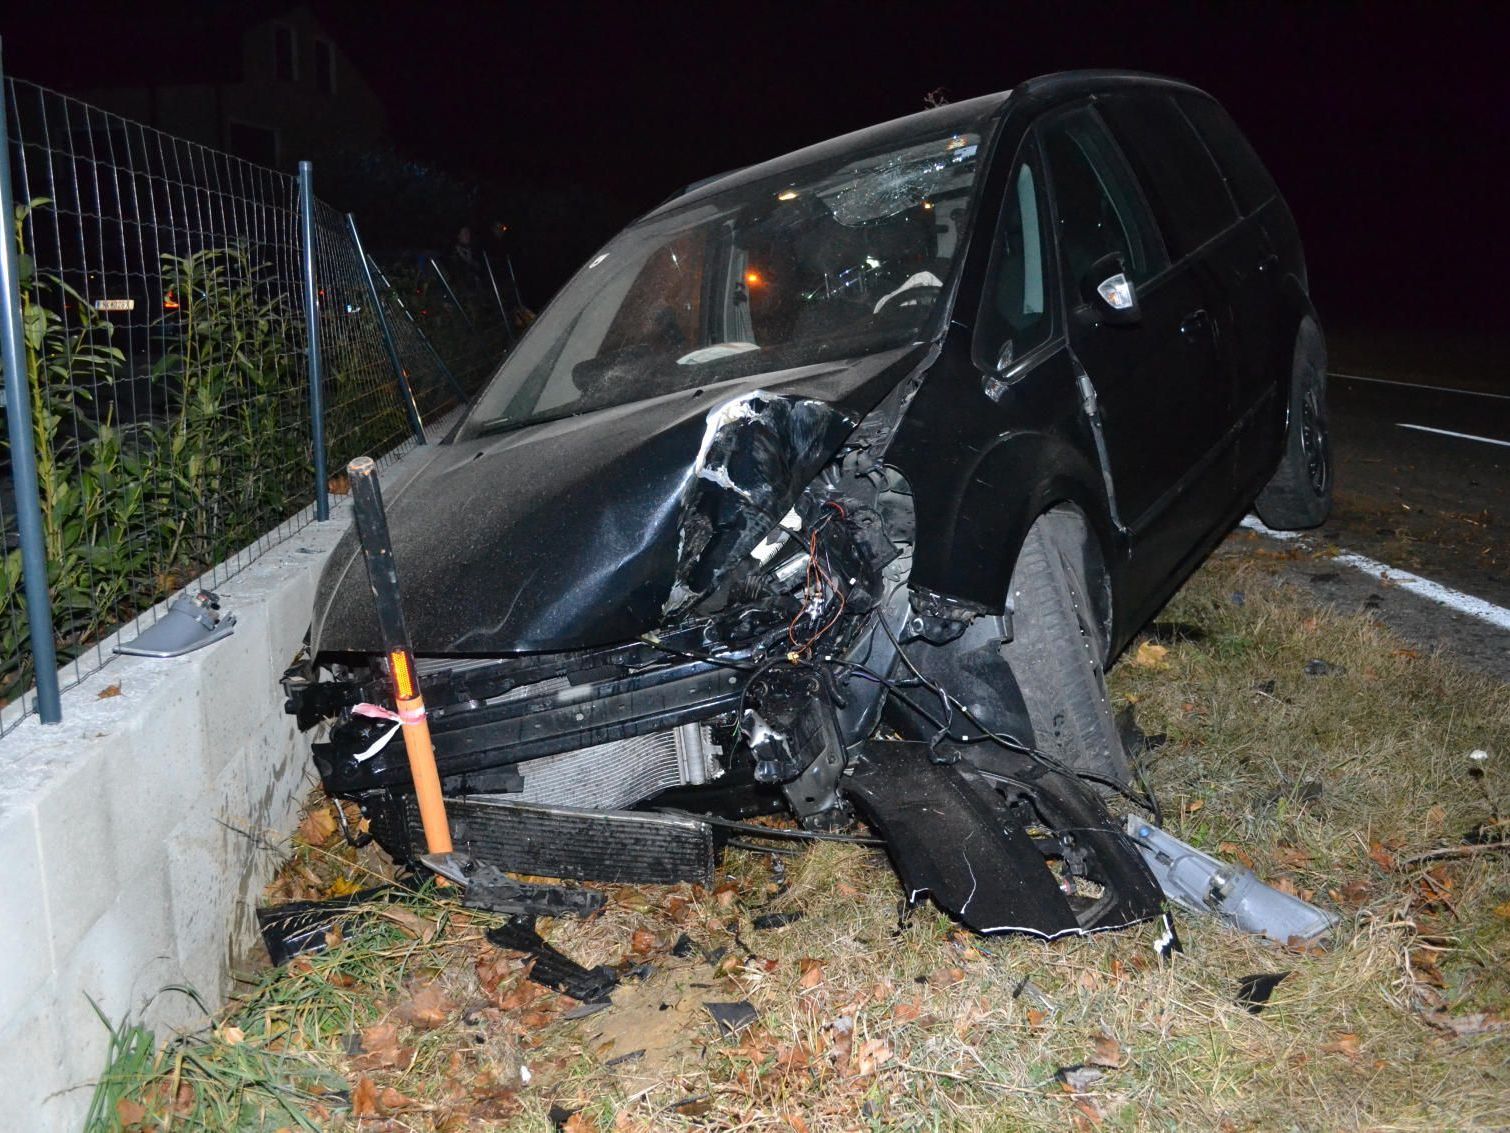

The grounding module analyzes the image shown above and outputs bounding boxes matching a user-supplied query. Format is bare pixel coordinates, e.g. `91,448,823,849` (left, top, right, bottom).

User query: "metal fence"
0,72,515,733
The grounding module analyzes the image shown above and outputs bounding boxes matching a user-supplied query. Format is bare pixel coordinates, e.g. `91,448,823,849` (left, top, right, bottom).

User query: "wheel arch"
907,429,1119,653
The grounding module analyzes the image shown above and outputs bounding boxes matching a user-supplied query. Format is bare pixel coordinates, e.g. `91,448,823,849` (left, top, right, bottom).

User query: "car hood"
311,344,926,655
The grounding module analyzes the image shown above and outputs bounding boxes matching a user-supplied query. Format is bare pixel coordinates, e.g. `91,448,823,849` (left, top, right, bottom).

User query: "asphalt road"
1251,371,1510,679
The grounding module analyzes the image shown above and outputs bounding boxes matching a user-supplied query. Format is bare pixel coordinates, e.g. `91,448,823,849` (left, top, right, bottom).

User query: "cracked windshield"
468,124,988,437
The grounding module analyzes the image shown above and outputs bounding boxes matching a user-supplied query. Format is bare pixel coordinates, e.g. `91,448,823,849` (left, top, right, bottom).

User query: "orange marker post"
347,456,453,855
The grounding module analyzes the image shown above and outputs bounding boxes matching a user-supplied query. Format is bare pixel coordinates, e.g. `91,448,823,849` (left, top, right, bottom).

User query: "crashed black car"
287,70,1329,939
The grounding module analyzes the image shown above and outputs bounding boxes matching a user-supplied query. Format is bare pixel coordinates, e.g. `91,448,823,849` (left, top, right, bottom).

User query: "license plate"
96,298,135,311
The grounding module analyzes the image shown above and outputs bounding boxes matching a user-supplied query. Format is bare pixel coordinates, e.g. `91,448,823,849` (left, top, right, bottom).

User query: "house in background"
74,4,389,170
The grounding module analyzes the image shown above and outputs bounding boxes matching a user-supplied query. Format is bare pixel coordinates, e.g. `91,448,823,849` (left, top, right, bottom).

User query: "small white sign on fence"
95,297,135,311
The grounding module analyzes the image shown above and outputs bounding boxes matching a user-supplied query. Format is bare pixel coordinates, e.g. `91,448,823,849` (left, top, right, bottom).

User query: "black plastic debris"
704,1001,759,1037
1237,971,1290,1013
1116,704,1168,761
547,1103,581,1130
671,933,697,958
1304,658,1341,677
421,853,606,918
751,911,804,930
486,918,618,1003
256,887,392,965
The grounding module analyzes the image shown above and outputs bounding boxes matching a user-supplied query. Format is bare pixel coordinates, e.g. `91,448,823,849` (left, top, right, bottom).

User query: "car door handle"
1180,309,1211,338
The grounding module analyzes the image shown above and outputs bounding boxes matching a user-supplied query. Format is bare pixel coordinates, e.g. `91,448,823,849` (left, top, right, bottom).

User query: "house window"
228,121,279,168
273,24,297,81
314,39,335,94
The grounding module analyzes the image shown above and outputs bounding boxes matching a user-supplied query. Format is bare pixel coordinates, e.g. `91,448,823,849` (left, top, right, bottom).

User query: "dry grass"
97,535,1510,1131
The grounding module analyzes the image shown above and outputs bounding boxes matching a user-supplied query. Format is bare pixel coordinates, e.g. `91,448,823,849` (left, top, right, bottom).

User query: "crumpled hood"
311,345,924,654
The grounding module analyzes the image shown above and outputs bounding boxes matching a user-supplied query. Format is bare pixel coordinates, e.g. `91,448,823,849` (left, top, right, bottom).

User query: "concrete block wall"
0,450,417,1129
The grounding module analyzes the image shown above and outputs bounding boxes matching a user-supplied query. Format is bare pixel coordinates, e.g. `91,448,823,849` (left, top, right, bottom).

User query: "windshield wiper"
476,408,582,437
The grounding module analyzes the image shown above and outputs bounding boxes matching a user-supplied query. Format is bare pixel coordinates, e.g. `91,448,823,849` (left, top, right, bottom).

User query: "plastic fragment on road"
1125,817,1339,946
115,590,236,657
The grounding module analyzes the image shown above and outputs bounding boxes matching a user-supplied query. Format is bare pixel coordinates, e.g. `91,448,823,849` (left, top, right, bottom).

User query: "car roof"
650,70,1210,216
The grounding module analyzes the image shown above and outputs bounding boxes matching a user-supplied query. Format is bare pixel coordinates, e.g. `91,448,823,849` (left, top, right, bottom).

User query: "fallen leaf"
1491,901,1510,922
1185,798,1205,815
297,806,339,847
563,1113,601,1133
97,683,123,699
378,1086,415,1110
1427,1012,1507,1038
380,907,438,942
1320,1032,1361,1058
1089,1033,1126,1068
1026,1007,1048,1027
1368,842,1396,871
351,1076,379,1117
115,1098,147,1126
219,1024,245,1045
396,981,454,1030
892,998,923,1022
1130,640,1170,670
785,1113,812,1133
629,928,658,955
927,966,965,987
798,958,824,990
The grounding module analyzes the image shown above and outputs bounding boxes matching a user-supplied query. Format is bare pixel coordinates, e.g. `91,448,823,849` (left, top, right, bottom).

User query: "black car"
288,70,1329,939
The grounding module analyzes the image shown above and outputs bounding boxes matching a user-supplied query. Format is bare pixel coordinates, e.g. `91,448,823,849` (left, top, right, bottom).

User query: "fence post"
297,162,330,521
0,51,62,723
346,214,425,444
427,257,474,331
369,257,468,403
481,250,517,349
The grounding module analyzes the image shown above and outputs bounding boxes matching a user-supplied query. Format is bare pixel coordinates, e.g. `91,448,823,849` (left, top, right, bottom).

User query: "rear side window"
1177,95,1279,215
1098,93,1237,257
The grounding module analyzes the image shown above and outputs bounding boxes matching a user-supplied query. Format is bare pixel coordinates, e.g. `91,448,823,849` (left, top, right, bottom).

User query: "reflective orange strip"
389,648,417,701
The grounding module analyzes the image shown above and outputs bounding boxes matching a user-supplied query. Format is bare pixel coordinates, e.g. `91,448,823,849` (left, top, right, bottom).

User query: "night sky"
10,2,1508,378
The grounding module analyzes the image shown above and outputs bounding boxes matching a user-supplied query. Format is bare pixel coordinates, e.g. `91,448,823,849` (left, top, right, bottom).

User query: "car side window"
1098,93,1238,256
1176,94,1279,215
976,138,1053,370
1039,107,1168,293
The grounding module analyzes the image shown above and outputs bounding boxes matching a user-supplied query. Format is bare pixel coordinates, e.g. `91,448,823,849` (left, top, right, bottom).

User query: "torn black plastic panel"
845,740,1161,937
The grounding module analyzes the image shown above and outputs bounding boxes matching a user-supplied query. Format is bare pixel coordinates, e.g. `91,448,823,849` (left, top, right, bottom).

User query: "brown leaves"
797,958,825,990
379,907,438,942
925,966,965,988
1130,640,1170,670
297,805,339,848
351,1075,379,1117
1089,1033,1127,1069
354,1021,414,1071
396,981,455,1030
1367,841,1397,871
1320,1032,1362,1059
97,682,123,699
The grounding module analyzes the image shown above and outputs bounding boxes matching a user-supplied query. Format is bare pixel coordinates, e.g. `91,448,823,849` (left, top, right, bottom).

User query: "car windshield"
466,114,993,437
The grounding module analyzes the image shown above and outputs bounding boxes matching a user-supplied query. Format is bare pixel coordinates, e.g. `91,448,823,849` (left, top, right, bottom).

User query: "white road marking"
1240,516,1510,632
1396,422,1510,448
1332,372,1510,401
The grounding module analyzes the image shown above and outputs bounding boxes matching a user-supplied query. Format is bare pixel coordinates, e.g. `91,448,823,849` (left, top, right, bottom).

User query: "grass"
92,534,1510,1131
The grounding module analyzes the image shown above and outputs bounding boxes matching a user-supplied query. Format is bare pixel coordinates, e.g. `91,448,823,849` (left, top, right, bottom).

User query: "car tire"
1254,321,1332,529
999,515,1132,789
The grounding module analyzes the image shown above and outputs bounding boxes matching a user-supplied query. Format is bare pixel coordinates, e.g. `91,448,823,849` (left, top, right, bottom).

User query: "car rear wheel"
999,515,1131,789
1255,321,1332,529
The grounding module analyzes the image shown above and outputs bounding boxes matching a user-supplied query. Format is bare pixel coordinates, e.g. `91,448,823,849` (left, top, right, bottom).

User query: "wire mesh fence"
0,76,513,732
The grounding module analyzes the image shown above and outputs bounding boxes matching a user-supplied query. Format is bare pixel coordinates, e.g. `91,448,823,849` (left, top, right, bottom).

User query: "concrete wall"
0,471,380,1128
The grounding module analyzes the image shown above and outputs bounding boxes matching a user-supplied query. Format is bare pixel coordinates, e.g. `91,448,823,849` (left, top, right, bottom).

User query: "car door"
1039,104,1228,568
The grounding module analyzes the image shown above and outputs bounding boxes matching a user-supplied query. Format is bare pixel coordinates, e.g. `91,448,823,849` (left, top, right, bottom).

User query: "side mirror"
1079,253,1141,325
